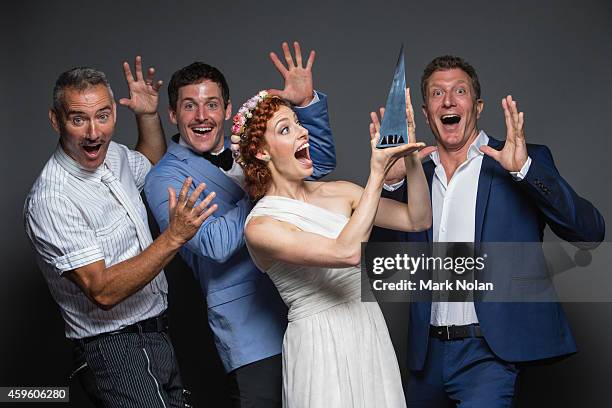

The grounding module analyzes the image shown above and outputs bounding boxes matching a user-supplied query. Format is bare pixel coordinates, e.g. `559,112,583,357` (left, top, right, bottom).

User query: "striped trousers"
71,331,190,407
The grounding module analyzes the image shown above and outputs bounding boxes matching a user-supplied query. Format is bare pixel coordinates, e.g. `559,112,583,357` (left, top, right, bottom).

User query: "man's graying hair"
52,67,114,115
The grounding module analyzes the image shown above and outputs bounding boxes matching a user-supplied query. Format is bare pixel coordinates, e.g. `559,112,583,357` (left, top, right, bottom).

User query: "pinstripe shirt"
24,141,168,339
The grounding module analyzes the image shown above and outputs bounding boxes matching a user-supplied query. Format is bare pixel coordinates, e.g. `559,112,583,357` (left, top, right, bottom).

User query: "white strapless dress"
245,196,406,408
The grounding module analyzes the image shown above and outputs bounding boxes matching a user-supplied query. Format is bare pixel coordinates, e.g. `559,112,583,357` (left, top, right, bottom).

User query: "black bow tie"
171,134,234,171
201,148,234,171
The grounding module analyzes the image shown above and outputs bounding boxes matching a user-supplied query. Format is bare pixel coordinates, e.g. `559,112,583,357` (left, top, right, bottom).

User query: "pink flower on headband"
231,90,270,165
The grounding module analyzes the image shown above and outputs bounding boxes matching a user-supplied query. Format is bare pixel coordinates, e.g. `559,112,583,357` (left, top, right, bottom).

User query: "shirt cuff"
383,179,405,192
294,91,320,109
510,157,532,180
54,246,105,274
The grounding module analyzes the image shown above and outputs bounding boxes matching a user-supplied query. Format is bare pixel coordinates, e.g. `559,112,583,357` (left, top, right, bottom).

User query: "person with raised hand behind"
239,87,431,407
375,55,605,407
144,41,337,407
24,57,216,407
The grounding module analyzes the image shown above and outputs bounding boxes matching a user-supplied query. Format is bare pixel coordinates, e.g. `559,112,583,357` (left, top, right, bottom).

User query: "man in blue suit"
374,55,605,407
144,42,335,407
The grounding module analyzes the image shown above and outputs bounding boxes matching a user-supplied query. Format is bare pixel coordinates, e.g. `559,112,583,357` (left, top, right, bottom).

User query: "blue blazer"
373,136,605,370
144,93,336,372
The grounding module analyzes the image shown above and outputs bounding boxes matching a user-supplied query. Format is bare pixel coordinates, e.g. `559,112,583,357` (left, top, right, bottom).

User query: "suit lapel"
168,139,245,202
197,158,246,201
424,160,435,243
475,137,502,242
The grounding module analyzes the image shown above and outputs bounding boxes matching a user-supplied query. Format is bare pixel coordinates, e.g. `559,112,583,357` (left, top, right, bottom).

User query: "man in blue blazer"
144,42,336,407
374,55,605,407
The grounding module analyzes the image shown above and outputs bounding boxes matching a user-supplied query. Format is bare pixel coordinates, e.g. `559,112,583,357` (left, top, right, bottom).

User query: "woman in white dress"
232,89,432,408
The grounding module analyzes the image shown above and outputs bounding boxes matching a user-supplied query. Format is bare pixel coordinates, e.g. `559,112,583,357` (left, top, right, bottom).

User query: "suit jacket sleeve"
296,91,336,180
144,168,250,264
519,145,605,246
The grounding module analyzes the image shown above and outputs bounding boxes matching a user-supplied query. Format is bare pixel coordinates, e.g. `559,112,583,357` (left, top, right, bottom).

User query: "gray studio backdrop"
2,0,611,406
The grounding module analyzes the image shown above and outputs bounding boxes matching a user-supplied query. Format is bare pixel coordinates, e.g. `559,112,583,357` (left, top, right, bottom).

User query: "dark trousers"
407,337,519,408
71,331,189,407
228,354,282,408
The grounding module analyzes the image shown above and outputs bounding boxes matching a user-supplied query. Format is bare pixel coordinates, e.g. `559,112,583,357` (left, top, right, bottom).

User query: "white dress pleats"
246,196,406,408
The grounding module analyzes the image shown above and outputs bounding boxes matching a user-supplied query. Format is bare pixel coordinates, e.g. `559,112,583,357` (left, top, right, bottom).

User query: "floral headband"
230,90,270,161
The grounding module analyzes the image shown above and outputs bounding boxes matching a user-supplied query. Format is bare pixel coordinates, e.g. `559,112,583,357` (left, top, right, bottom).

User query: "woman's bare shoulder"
246,215,300,231
305,180,362,197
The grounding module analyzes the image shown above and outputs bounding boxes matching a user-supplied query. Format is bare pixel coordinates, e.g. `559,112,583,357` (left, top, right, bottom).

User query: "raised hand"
166,177,217,245
480,95,528,171
371,88,437,184
369,103,425,178
268,41,315,107
119,56,163,116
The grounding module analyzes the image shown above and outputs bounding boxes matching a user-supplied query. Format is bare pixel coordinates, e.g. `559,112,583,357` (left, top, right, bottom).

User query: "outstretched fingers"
370,111,382,134
145,66,155,83
502,96,516,144
305,50,315,70
293,41,303,66
282,41,295,67
370,107,385,133
195,192,218,223
176,177,192,208
134,55,144,82
479,144,501,161
406,87,416,142
122,61,134,85
369,122,377,141
167,187,177,212
402,141,426,154
388,141,426,158
418,146,437,161
509,96,525,140
269,51,288,77
517,111,525,140
185,182,207,209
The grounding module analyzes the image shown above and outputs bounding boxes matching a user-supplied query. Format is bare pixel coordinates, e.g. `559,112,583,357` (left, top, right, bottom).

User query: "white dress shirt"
24,142,168,339
429,132,488,326
383,130,531,326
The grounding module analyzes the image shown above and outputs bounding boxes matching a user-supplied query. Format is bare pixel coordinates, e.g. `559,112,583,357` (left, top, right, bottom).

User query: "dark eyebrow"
66,110,86,116
181,97,221,105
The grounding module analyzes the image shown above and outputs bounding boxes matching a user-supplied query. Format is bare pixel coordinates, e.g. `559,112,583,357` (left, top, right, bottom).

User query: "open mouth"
192,126,214,135
294,142,312,165
82,143,103,158
440,114,461,125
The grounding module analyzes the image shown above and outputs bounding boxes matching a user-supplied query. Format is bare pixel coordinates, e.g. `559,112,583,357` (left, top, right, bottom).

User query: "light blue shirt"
144,92,336,371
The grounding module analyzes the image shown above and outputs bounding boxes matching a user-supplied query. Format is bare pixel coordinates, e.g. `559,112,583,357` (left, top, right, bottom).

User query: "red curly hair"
239,96,291,201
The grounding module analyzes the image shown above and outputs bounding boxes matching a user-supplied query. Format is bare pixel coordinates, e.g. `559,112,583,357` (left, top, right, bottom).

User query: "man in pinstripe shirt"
24,59,215,407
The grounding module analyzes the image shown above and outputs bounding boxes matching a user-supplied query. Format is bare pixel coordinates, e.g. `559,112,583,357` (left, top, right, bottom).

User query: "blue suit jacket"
144,93,336,372
373,136,605,370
